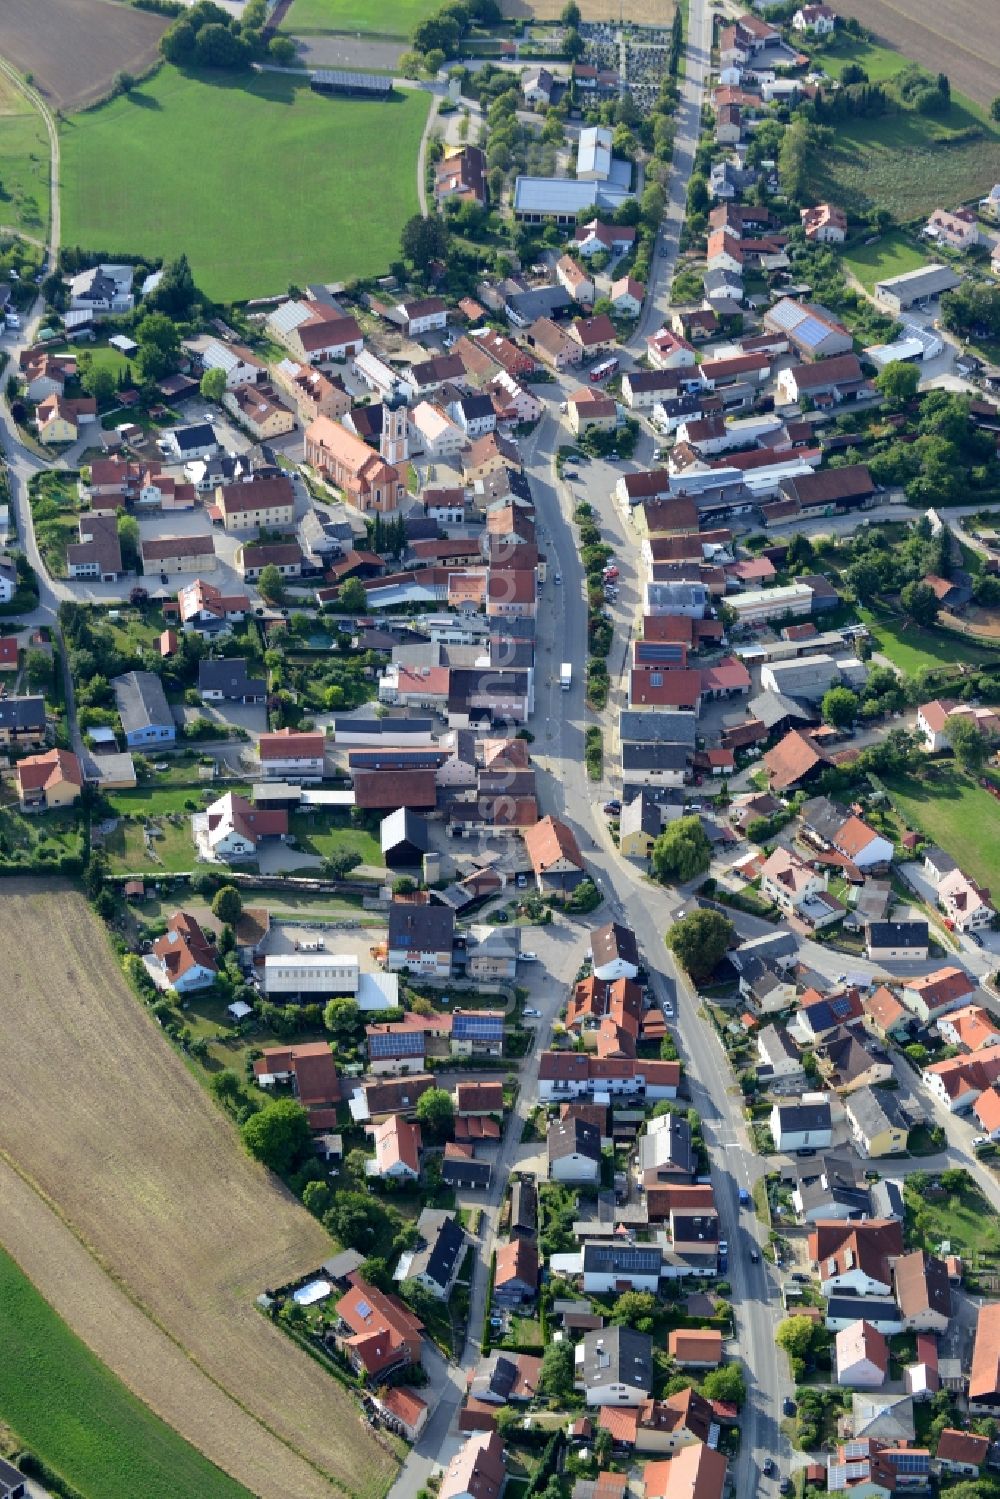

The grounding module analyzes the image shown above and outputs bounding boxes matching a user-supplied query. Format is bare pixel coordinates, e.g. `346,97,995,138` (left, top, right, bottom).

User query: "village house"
267,299,364,363
335,1273,424,1379
15,747,83,812
151,910,218,993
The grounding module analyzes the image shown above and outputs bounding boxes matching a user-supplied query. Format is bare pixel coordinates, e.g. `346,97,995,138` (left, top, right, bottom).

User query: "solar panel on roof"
794,316,831,348
356,1298,372,1319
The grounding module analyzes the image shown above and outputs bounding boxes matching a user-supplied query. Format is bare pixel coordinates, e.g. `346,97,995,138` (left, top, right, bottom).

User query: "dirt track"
0,882,395,1499
0,0,168,112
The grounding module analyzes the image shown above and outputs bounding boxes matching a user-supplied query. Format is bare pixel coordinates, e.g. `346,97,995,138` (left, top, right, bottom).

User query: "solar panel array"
312,69,392,95
454,1013,504,1040
369,1029,424,1058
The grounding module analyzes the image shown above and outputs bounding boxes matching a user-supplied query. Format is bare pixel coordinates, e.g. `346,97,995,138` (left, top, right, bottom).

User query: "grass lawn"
0,797,84,865
107,786,245,817
842,230,929,292
885,766,1000,895
103,815,198,875
806,97,1000,223
819,35,915,85
0,1246,251,1499
0,74,50,240
858,607,1000,675
905,1172,1000,1262
289,810,384,866
281,0,441,35
59,66,430,303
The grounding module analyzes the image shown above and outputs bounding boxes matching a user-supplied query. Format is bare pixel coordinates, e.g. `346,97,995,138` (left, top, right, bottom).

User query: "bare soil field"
501,0,672,22
831,0,1000,110
0,0,168,112
0,882,395,1499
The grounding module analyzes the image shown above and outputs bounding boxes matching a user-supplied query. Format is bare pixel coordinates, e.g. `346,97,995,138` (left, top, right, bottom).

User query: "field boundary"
0,1144,349,1495
0,882,394,1499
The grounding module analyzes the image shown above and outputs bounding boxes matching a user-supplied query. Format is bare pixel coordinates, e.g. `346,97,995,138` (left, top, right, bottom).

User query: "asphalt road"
513,383,795,1486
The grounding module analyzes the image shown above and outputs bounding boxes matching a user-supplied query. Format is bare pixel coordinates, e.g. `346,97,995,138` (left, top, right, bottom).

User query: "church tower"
381,386,408,466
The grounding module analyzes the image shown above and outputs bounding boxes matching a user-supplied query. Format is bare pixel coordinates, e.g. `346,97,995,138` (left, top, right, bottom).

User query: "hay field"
0,882,394,1499
501,0,672,22
831,0,1000,110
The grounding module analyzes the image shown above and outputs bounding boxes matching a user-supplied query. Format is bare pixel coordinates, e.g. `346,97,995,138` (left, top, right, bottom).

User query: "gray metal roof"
112,671,172,735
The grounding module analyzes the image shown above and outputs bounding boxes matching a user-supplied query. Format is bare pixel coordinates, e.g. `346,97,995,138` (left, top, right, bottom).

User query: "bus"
589,356,619,384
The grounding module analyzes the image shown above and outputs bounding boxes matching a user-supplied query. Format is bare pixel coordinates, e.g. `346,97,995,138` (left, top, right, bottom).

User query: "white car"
524,1006,541,1018
972,1135,991,1149
521,951,539,962
554,573,562,585
663,1002,675,1018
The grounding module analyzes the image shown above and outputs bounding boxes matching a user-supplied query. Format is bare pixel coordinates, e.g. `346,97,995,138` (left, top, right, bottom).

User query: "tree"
651,816,713,884
538,1339,575,1402
875,360,920,407
77,355,116,406
359,1256,394,1293
257,564,284,603
415,1086,455,1140
401,213,448,269
993,96,1000,122
135,311,181,381
665,909,733,983
147,254,198,318
945,714,989,773
563,26,587,58
776,1315,819,1363
302,1180,333,1218
900,580,939,628
200,366,227,403
25,647,52,690
700,1364,746,1405
117,514,140,571
821,686,859,731
613,1290,658,1326
324,1191,389,1252
339,576,367,612
212,884,243,926
268,34,297,63
560,0,580,23
392,876,417,895
241,1097,311,1174
324,996,361,1040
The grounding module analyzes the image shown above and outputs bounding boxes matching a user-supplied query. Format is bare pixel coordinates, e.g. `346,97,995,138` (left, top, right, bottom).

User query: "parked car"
603,799,621,814
783,1397,796,1417
524,1007,541,1018
749,1248,760,1264
763,1460,775,1477
554,573,562,585
521,951,539,963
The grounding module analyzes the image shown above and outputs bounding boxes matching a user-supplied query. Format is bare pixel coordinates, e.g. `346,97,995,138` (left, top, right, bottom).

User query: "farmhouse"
253,1041,340,1108
335,1274,424,1379
874,264,962,313
258,728,326,782
267,299,364,363
217,475,296,533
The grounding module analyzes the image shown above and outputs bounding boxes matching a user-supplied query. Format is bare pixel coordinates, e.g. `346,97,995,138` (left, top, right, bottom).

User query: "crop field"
0,0,168,112
0,882,396,1499
501,0,672,19
0,1244,251,1499
806,100,1000,224
59,66,429,302
829,0,1000,110
281,0,442,37
842,231,929,292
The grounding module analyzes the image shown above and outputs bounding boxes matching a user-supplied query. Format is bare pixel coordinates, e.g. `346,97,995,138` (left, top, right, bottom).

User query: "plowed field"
0,881,395,1499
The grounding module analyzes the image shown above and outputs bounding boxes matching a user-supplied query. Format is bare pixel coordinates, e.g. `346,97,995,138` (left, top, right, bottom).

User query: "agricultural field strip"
0,0,168,112
0,883,393,1499
0,1198,252,1499
830,0,1000,109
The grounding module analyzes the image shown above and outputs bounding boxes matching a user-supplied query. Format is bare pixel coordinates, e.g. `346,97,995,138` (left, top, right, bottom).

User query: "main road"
524,406,794,1490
